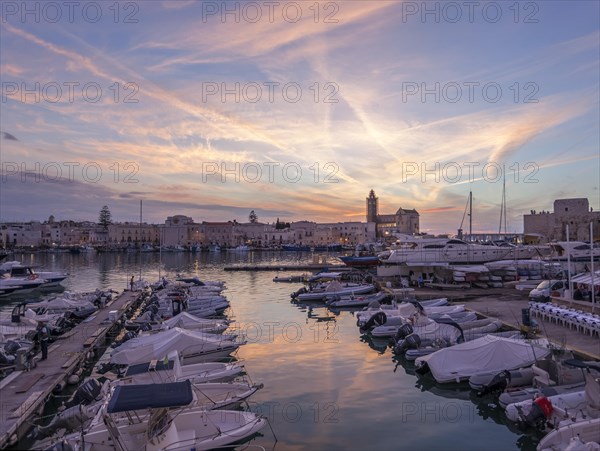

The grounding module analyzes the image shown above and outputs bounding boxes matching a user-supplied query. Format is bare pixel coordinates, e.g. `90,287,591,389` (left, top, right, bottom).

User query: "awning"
107,380,193,413
571,271,600,287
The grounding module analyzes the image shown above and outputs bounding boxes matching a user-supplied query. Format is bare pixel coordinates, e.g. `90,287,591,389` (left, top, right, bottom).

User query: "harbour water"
2,251,542,451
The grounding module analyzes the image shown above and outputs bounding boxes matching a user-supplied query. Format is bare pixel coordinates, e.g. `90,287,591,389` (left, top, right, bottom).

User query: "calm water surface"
2,251,541,451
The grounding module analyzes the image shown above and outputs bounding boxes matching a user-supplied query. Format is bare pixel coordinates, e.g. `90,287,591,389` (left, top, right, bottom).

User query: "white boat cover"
26,298,96,311
416,335,551,383
110,328,237,365
162,312,228,330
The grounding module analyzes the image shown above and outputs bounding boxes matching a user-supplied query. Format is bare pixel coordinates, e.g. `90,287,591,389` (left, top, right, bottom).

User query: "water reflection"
1,251,542,450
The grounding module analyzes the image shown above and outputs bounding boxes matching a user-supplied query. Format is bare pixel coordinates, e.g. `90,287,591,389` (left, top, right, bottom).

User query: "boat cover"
107,380,193,413
110,328,235,365
162,312,226,329
416,335,551,383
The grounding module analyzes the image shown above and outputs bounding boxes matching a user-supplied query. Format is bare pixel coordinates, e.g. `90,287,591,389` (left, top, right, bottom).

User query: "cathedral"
366,190,419,238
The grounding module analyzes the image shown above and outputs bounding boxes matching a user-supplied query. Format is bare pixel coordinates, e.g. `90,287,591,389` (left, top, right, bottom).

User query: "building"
523,198,600,242
366,190,419,238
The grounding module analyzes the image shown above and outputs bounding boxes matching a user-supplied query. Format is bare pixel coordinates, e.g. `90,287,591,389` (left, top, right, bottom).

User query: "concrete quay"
389,286,599,360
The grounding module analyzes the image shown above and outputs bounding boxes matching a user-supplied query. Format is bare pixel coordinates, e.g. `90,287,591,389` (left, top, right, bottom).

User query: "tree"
99,205,112,231
249,210,258,223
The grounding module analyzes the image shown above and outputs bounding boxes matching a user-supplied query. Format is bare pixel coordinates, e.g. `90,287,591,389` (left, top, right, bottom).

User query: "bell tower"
366,190,378,223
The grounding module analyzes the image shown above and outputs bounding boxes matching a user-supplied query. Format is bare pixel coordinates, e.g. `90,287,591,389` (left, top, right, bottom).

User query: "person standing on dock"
37,321,49,360
130,276,135,292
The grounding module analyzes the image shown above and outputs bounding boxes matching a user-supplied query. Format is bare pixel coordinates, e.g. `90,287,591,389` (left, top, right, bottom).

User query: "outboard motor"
362,311,387,330
519,395,553,428
395,323,414,341
394,333,422,354
476,370,512,397
4,341,21,356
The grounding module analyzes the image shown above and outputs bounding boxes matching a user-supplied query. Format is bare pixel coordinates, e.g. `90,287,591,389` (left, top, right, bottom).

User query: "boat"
339,255,381,267
293,280,375,302
326,291,389,308
39,380,267,451
498,382,586,409
99,350,245,384
537,418,600,450
0,261,68,285
110,327,244,365
547,241,600,262
227,245,251,252
0,276,47,297
379,237,538,265
282,244,311,251
415,335,551,384
159,312,230,334
356,303,465,329
208,243,221,252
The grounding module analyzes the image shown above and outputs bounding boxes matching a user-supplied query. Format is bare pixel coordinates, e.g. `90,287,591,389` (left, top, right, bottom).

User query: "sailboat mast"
469,191,472,241
139,199,142,281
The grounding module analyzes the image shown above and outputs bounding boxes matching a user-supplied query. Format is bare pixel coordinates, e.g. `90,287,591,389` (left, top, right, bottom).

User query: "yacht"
0,260,68,286
547,241,600,262
379,237,538,265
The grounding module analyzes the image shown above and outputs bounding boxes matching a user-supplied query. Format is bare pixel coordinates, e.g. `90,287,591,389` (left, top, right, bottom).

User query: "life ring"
28,274,39,280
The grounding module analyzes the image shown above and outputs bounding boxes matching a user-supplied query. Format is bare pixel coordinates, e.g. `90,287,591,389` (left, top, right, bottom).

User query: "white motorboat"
0,260,68,286
159,312,230,334
379,237,538,265
326,291,389,308
537,418,600,451
415,335,551,384
40,380,266,451
294,280,375,302
102,351,245,384
547,241,600,262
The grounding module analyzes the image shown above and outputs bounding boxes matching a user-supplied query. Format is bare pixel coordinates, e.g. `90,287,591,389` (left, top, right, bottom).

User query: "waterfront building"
524,198,600,242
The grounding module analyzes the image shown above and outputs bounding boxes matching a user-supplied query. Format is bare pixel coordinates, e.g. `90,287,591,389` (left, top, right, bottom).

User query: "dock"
224,264,347,271
385,285,599,360
0,290,143,448
464,292,600,360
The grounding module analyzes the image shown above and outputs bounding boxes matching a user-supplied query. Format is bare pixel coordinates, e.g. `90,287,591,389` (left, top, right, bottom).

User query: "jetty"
224,263,347,271
0,290,143,448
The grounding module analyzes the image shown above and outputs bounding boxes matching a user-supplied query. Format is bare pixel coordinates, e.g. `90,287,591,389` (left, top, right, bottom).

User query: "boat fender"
395,323,414,341
67,374,79,385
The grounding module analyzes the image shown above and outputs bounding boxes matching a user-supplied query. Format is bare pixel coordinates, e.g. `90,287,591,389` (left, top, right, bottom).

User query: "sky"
1,0,599,235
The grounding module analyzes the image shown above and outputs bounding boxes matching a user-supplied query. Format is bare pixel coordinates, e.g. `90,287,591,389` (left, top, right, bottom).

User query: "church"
366,190,419,238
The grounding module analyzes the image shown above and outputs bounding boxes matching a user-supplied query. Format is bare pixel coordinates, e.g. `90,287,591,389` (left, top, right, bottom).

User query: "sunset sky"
1,1,598,234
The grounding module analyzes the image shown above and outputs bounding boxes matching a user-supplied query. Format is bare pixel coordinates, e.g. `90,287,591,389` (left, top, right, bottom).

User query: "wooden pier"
0,290,142,449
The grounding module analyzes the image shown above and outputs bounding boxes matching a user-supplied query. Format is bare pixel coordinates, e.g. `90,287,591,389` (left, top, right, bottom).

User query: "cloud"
1,132,18,141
